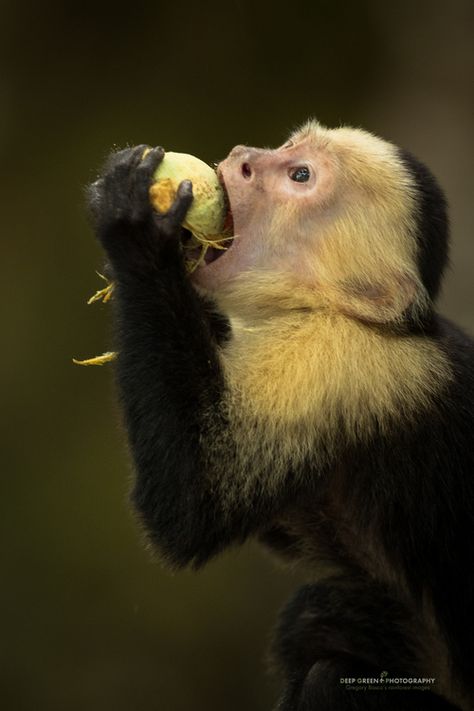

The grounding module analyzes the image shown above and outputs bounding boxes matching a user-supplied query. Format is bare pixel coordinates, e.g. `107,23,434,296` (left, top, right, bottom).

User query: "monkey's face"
191,133,338,292
192,121,426,325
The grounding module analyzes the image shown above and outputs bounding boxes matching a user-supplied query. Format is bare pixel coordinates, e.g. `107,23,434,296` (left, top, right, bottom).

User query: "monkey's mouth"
203,182,234,264
220,176,234,232
187,166,248,289
181,230,234,266
181,173,234,269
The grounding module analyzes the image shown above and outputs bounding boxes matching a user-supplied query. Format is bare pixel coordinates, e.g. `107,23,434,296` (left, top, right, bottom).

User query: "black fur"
89,145,474,710
399,148,450,301
275,580,462,711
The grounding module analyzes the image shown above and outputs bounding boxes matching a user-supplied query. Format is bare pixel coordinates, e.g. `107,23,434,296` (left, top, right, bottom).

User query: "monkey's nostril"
241,162,252,179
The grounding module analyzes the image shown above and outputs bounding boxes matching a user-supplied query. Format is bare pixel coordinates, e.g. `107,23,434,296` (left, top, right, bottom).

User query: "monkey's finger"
103,144,149,176
161,180,194,230
133,146,165,222
86,177,105,223
102,144,150,219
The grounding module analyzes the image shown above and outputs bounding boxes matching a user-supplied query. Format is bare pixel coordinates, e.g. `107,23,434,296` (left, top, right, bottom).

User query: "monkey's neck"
220,310,451,446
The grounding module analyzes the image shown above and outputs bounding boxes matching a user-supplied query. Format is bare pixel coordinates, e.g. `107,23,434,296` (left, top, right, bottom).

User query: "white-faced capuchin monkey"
88,121,474,711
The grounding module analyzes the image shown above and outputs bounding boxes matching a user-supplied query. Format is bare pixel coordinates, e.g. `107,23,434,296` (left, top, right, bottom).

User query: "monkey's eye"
289,166,310,183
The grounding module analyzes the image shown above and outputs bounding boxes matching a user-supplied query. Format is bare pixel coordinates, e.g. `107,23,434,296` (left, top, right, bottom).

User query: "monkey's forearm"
88,145,238,566
90,145,291,567
111,251,237,567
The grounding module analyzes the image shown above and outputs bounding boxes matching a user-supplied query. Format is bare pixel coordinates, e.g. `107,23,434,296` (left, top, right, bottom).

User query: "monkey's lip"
220,172,234,230
216,168,234,244
192,171,236,269
200,177,234,265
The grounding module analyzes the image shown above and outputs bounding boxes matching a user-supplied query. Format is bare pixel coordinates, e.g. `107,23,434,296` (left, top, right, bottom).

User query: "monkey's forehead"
289,118,326,144
288,120,398,163
287,120,412,198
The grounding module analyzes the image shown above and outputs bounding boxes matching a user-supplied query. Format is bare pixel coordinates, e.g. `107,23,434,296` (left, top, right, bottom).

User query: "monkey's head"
191,121,448,325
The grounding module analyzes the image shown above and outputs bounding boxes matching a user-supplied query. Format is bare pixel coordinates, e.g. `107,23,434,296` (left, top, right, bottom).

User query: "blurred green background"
1,0,472,709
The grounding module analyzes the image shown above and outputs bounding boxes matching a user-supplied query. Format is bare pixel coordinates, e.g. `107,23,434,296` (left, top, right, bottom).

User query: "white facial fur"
195,121,451,508
191,120,426,327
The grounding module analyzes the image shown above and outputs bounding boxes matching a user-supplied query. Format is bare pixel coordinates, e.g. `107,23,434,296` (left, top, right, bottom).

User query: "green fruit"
149,151,226,239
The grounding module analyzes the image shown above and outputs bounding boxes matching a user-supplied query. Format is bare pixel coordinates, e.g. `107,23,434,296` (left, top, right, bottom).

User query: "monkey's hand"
88,145,193,275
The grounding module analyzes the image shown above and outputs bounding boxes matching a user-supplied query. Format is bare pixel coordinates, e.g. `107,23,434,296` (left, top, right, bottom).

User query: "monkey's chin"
189,233,241,291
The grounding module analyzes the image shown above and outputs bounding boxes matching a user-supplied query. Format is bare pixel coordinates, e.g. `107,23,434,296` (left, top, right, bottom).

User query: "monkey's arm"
89,146,288,568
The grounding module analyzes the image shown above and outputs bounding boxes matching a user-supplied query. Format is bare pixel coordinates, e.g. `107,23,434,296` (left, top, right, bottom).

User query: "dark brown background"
1,1,473,709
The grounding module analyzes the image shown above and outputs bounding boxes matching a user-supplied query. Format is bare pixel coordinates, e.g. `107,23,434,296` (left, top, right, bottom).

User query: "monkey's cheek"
189,261,232,292
189,245,247,290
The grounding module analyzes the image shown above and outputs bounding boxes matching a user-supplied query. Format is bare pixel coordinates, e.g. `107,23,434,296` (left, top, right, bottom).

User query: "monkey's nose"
229,144,248,158
228,145,258,180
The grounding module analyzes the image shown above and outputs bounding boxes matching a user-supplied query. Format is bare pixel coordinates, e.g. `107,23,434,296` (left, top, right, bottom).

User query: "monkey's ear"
335,273,421,324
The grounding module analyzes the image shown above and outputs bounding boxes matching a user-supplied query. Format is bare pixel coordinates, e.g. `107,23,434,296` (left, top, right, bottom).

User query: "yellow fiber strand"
87,283,114,304
87,272,115,304
183,232,231,272
73,351,117,366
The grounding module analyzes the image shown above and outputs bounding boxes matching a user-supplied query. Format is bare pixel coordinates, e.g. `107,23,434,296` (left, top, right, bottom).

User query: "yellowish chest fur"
219,312,451,471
